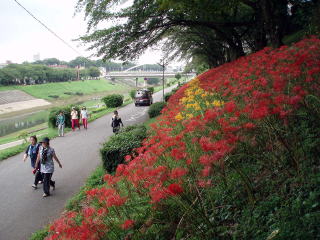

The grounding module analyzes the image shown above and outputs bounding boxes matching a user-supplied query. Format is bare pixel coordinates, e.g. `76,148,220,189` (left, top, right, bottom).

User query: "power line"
12,0,83,56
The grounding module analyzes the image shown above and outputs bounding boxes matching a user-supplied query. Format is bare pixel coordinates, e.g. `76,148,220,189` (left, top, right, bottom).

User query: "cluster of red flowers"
47,38,320,239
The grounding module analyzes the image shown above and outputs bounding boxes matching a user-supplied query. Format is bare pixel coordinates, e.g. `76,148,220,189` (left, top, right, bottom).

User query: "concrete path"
0,87,174,240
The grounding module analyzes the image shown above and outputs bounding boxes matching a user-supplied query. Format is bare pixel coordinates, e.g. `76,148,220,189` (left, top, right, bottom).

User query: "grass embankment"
35,38,320,240
0,79,129,100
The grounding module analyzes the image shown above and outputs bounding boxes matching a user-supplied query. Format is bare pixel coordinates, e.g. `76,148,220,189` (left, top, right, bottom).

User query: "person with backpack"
111,110,124,134
23,135,43,189
56,111,65,137
70,107,80,131
34,137,62,197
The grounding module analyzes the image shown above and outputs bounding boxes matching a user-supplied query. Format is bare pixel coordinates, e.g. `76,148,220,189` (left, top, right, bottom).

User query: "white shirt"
81,110,88,119
71,110,78,120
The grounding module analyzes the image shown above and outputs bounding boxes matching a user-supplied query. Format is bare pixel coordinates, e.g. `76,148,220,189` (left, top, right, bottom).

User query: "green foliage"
148,102,166,118
0,144,28,161
48,106,80,128
76,0,316,67
164,92,173,102
147,78,160,85
147,87,154,93
88,66,101,78
29,226,49,240
100,125,147,173
130,89,136,99
175,73,182,80
102,94,123,108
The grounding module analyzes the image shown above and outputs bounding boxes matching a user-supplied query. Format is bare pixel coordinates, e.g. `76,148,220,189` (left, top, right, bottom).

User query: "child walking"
34,137,62,197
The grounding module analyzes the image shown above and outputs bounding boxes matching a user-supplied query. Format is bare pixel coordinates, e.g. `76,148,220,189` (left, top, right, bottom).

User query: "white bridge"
105,71,195,79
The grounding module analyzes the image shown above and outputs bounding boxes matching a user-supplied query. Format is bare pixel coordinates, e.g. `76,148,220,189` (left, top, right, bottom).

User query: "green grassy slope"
0,79,129,100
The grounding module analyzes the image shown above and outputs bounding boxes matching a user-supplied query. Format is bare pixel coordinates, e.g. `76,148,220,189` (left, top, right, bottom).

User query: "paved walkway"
0,88,173,240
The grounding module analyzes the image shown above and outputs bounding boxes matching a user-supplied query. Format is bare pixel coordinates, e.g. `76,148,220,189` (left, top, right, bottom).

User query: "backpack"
112,116,121,128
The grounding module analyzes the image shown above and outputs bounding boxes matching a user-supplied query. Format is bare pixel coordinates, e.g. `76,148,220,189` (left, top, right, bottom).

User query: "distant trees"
0,56,166,86
0,63,101,86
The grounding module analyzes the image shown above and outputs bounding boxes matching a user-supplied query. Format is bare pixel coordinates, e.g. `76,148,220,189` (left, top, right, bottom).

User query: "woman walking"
34,137,62,197
80,107,89,130
56,111,65,136
70,107,80,131
23,136,43,189
111,110,124,134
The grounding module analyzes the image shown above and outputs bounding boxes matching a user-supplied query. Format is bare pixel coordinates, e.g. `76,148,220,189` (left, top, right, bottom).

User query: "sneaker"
38,181,43,184
32,184,37,189
51,181,55,190
43,193,50,197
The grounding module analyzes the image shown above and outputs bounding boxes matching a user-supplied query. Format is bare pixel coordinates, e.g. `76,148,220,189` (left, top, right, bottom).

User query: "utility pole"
157,58,168,102
77,65,80,81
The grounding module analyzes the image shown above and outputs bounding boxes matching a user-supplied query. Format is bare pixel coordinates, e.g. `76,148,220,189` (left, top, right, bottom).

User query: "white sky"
0,0,167,65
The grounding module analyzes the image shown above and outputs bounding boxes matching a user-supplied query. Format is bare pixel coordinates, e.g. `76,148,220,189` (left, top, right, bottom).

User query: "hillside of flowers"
45,38,320,240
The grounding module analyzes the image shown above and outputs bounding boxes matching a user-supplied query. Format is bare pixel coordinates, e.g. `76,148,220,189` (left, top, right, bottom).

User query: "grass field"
0,79,130,100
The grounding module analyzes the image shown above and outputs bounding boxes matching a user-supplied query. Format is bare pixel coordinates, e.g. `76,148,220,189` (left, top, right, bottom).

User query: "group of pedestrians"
23,107,124,198
23,136,62,198
56,107,90,137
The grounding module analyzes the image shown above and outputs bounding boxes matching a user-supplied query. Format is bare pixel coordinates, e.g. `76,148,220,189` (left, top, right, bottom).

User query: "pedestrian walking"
34,137,62,197
56,111,65,136
111,110,124,134
71,107,80,131
23,136,43,189
80,107,89,129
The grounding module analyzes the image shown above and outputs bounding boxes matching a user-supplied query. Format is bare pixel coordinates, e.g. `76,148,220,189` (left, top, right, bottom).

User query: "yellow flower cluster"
175,77,224,121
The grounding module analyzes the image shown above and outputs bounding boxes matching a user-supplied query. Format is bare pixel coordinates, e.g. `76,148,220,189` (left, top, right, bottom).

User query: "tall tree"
76,0,316,67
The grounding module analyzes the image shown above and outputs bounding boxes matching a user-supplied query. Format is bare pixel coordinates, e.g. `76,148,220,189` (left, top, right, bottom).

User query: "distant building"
48,64,68,69
33,53,40,62
99,67,106,76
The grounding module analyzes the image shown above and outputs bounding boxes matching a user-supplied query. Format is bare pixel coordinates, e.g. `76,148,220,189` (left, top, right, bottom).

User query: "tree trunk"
260,0,287,48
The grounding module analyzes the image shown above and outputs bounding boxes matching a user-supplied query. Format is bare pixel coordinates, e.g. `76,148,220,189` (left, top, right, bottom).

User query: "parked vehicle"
134,89,153,106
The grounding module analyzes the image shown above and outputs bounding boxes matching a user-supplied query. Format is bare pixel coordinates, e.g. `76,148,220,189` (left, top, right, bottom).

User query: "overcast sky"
0,0,164,65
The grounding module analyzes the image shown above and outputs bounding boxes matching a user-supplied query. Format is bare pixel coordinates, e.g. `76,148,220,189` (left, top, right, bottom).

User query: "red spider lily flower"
201,166,212,177
121,219,135,230
197,179,212,188
150,187,168,203
82,207,96,218
224,101,236,113
86,188,100,200
116,164,129,177
250,105,269,119
106,194,127,207
243,122,256,129
167,183,184,195
170,167,188,179
186,158,192,165
204,109,219,122
210,130,220,137
288,95,302,105
171,148,187,160
124,155,131,162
